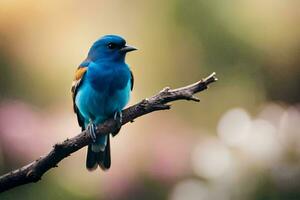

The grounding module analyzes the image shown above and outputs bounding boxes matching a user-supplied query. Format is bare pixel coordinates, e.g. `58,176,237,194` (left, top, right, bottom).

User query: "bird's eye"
107,43,116,49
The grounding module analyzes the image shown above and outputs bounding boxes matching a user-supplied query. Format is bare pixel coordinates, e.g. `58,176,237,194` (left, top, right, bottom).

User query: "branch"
0,72,217,193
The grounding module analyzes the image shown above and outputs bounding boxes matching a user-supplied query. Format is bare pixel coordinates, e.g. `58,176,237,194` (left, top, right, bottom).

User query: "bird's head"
87,35,137,62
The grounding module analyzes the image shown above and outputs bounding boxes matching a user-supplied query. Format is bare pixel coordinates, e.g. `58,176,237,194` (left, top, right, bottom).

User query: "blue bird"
71,35,136,170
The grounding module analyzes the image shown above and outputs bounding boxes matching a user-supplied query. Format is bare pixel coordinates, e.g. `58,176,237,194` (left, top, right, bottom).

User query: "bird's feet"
112,111,122,137
87,121,97,142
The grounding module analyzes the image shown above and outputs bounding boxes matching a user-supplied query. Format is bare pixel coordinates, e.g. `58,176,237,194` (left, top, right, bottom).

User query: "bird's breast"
75,67,131,122
87,64,130,93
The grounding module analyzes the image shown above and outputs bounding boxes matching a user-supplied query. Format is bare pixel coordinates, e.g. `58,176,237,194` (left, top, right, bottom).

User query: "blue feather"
74,35,135,170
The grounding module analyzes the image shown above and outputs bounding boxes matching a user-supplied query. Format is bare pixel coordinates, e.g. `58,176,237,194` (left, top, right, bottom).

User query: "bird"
71,35,136,170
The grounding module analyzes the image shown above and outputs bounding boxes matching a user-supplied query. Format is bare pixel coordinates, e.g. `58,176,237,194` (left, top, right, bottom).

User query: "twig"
0,72,217,193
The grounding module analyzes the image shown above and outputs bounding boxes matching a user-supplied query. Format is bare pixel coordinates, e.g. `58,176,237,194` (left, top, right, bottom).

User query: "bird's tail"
86,135,111,171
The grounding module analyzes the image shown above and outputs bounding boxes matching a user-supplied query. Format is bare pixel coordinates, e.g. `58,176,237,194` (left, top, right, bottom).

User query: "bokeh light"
0,0,300,199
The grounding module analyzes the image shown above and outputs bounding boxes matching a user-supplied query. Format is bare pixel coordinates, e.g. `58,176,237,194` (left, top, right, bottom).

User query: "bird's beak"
119,45,137,53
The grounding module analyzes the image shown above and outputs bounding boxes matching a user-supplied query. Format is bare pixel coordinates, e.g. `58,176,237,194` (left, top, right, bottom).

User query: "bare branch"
0,72,217,193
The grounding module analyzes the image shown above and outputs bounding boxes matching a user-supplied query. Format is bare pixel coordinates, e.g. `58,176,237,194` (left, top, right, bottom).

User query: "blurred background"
0,0,300,199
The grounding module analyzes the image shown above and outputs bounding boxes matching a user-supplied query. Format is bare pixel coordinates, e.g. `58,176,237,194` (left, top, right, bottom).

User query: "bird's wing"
130,70,134,91
71,64,88,130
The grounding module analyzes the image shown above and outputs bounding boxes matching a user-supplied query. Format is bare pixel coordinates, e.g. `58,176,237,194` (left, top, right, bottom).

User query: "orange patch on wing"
74,67,87,81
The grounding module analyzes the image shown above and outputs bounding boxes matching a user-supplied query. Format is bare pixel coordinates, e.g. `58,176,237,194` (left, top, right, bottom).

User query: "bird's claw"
112,111,122,137
87,121,97,142
114,111,123,125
